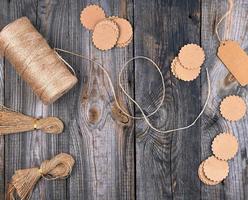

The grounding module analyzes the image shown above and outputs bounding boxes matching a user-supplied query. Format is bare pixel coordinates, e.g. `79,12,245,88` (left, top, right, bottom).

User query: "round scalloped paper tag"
80,5,106,30
109,17,133,47
212,133,238,161
178,44,205,69
220,95,246,121
92,19,119,50
171,57,178,78
203,156,229,182
198,161,220,185
172,57,201,81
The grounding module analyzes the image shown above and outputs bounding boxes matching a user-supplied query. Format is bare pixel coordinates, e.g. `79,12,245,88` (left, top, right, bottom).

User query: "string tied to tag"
0,105,64,135
54,48,211,134
215,0,248,86
6,153,75,200
215,0,234,42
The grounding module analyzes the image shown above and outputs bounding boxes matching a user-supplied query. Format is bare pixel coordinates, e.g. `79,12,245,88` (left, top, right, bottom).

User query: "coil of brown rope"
6,153,75,200
0,105,64,135
0,17,78,104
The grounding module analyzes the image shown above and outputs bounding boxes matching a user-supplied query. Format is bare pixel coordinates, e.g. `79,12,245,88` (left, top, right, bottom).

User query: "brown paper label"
217,40,248,86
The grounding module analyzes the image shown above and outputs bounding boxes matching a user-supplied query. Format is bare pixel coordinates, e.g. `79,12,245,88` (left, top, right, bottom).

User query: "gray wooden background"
0,0,248,199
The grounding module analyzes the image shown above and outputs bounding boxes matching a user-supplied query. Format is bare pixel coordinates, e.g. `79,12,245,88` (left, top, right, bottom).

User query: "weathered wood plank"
0,55,4,200
3,1,43,200
134,0,201,199
2,0,248,199
0,1,8,198
67,0,135,199
36,0,74,199
3,0,69,199
201,0,248,199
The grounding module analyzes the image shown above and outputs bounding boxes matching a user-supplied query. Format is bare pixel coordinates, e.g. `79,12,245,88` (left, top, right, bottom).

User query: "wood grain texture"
0,0,248,199
67,0,135,199
134,0,201,199
3,0,71,199
201,0,248,199
3,1,42,200
0,1,8,199
36,0,73,199
0,55,4,200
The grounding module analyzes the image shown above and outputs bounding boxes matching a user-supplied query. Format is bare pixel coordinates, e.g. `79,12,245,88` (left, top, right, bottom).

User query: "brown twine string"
54,48,211,134
6,153,75,200
215,0,234,42
0,17,77,105
0,105,64,135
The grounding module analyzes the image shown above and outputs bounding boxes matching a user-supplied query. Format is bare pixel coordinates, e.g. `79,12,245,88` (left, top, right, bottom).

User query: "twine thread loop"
55,48,211,134
6,153,75,200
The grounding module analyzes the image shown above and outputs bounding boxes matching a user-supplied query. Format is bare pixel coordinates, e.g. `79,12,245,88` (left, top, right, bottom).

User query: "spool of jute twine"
0,105,64,134
0,17,77,105
6,153,75,200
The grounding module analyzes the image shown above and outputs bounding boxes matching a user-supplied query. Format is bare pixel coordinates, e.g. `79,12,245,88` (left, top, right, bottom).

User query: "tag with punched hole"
217,40,248,86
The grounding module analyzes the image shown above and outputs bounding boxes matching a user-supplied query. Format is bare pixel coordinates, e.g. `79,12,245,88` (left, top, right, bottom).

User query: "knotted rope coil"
0,105,63,134
0,17,77,104
7,153,75,200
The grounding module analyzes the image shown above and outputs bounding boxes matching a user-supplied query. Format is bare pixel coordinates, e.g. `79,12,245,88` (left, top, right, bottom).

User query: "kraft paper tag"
80,5,106,30
203,156,229,182
171,57,201,81
217,40,248,86
220,95,246,121
198,161,220,185
178,44,205,69
109,17,133,47
92,19,119,51
211,133,238,161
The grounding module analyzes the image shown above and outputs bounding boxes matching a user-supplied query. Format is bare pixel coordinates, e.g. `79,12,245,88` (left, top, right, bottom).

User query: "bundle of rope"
6,153,75,200
0,105,63,135
0,17,78,104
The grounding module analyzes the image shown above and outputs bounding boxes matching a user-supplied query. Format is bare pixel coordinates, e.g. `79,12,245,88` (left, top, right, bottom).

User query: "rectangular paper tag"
217,40,248,86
